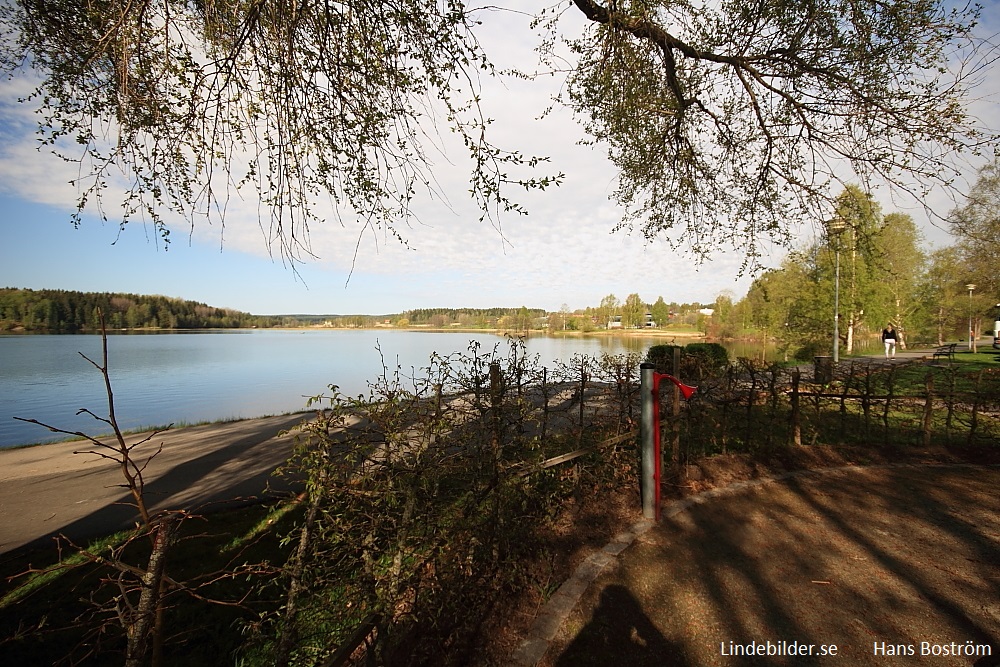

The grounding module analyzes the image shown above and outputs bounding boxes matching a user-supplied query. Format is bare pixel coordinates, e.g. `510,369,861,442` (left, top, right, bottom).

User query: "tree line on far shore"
0,286,717,335
0,290,560,333
0,288,284,332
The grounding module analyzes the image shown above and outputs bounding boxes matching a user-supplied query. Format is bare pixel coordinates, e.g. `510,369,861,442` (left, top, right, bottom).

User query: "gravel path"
521,464,1000,666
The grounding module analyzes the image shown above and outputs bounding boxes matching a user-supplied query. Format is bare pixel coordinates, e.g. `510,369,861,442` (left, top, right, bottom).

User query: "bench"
932,343,957,361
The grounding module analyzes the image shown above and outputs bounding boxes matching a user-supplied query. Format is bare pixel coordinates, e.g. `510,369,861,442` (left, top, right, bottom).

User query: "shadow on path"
542,466,1000,667
555,584,691,667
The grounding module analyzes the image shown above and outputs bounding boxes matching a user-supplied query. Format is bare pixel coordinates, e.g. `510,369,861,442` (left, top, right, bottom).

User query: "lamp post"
966,284,976,351
825,218,848,363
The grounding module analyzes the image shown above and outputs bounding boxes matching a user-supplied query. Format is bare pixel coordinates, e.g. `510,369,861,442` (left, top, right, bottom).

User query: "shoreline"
1,326,709,338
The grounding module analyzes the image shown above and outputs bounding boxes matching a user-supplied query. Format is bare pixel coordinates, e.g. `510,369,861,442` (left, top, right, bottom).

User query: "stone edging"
508,461,1000,666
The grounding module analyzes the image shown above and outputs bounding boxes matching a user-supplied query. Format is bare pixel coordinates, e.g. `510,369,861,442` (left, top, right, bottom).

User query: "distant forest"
0,288,284,332
399,307,546,329
0,289,549,333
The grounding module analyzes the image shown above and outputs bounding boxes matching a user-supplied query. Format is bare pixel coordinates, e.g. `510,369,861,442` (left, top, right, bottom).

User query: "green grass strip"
0,529,137,609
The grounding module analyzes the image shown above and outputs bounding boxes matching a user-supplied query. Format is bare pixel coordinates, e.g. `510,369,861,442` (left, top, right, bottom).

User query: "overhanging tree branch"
556,0,996,267
0,0,995,267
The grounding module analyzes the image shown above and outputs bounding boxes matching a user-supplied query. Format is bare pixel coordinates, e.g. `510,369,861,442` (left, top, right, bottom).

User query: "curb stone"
508,461,1000,666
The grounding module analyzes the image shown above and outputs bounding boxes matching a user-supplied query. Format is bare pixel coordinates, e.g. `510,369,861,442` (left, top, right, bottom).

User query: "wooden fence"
669,358,1000,461
310,351,999,666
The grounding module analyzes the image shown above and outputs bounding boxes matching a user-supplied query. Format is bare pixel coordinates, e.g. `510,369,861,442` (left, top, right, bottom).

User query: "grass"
0,530,138,608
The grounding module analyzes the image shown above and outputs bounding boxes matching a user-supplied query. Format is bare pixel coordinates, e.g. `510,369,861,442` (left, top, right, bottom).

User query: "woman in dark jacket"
881,324,898,359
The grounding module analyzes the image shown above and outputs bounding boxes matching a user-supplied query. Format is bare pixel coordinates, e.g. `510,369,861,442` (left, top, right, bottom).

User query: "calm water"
0,330,790,448
0,330,648,447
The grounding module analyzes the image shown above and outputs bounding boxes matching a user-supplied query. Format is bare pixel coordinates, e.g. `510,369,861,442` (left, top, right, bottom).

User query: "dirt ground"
537,463,1000,667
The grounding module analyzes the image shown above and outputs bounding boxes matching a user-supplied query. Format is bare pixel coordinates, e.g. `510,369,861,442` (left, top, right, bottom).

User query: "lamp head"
824,218,848,238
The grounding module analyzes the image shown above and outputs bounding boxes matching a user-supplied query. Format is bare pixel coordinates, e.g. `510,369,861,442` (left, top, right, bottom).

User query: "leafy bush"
644,344,684,372
793,339,828,362
685,343,729,374
645,343,729,379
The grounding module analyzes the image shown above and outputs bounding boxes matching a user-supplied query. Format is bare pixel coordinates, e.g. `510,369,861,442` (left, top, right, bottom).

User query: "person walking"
881,324,898,359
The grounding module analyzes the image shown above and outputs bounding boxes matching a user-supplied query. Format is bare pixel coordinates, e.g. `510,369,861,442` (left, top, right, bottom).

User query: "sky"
1,3,997,316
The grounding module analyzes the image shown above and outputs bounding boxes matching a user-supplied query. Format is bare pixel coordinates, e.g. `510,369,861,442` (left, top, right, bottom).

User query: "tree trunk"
894,297,907,349
125,519,176,667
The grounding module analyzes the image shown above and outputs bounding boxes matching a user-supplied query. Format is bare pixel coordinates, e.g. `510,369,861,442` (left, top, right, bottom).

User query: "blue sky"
1,3,996,316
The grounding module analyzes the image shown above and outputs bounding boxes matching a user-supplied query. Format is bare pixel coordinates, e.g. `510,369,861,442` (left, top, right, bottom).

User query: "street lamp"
966,284,976,351
825,218,848,363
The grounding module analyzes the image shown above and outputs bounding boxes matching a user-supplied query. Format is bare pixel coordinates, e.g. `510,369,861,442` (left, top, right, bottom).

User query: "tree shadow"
555,584,691,667
9,413,308,554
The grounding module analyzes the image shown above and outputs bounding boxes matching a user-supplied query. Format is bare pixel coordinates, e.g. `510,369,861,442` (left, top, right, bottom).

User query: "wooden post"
489,361,502,464
922,371,934,448
744,360,758,449
540,367,549,442
671,347,681,465
882,365,895,446
430,383,443,447
862,368,873,438
790,369,801,446
578,359,587,444
967,370,983,447
945,369,956,442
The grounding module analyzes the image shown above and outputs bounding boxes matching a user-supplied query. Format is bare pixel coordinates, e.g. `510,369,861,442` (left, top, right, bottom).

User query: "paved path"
513,464,1000,666
796,346,949,376
0,413,310,555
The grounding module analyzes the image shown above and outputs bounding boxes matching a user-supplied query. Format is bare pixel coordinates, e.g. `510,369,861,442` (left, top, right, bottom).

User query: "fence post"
640,363,658,520
790,368,801,446
540,367,549,442
671,347,681,465
489,361,502,467
578,358,588,444
967,370,983,447
430,383,443,447
922,371,934,447
882,366,896,446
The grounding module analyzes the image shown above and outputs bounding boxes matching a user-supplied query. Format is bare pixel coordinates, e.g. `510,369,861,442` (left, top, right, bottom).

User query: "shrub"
793,339,828,362
685,343,729,372
644,344,683,372
645,343,729,380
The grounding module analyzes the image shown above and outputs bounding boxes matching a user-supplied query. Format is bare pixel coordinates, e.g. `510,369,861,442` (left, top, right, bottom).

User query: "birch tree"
874,213,927,349
949,159,1000,346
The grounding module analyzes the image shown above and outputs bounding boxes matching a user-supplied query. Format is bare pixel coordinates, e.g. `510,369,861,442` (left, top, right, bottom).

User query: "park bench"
932,343,957,361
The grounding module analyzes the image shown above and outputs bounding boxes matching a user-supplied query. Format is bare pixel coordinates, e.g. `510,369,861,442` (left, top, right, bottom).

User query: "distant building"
607,315,623,329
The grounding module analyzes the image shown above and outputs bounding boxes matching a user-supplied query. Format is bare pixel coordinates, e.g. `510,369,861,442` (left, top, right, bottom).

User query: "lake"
0,329,669,448
0,329,802,447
